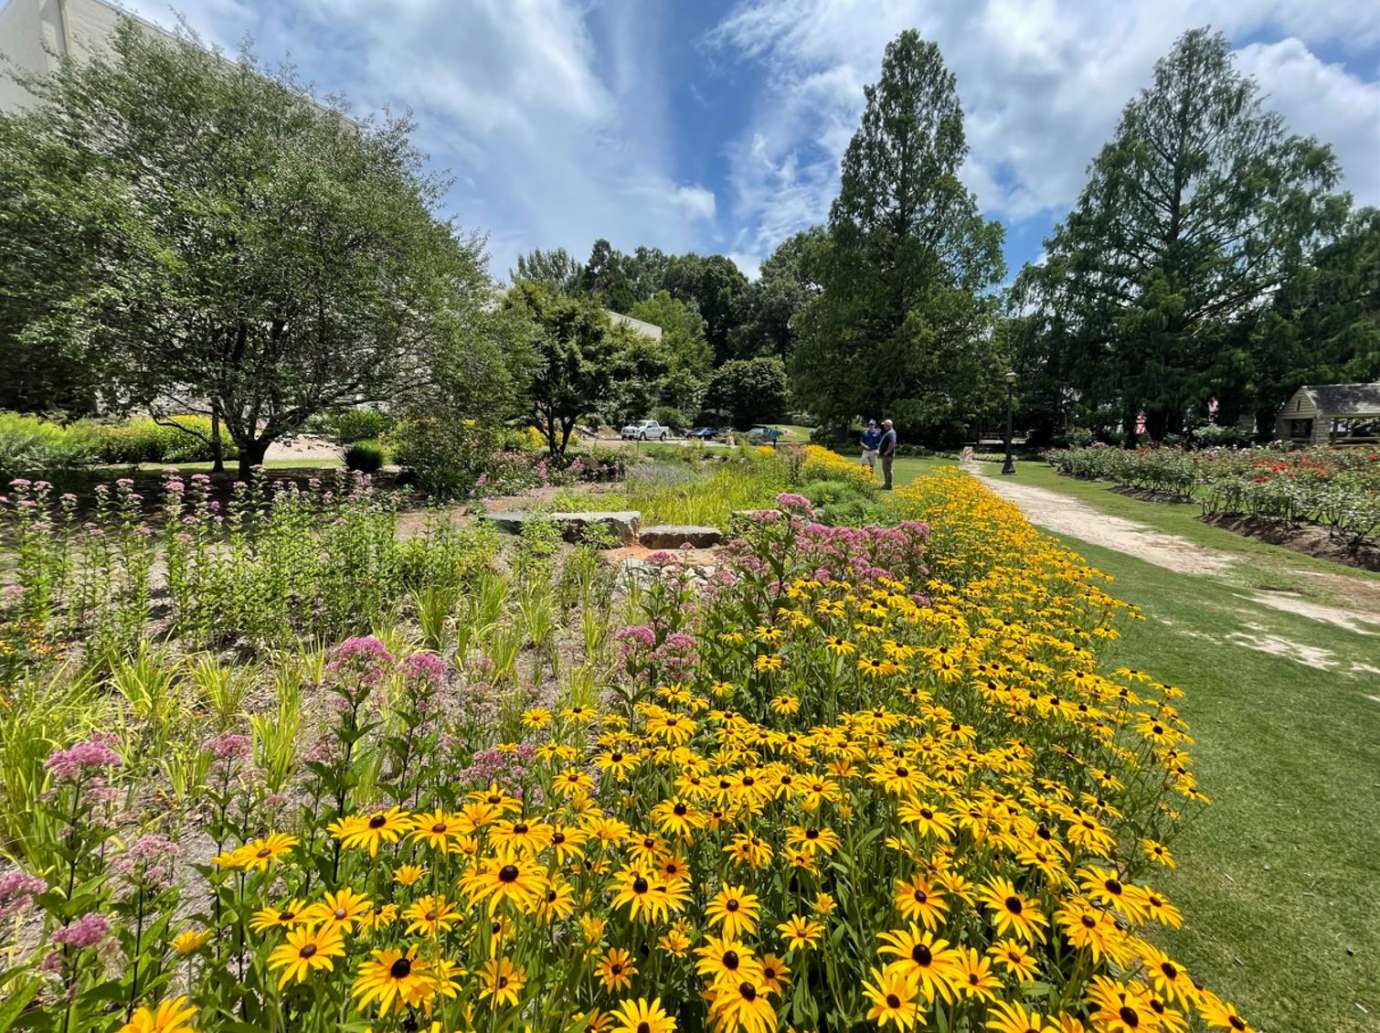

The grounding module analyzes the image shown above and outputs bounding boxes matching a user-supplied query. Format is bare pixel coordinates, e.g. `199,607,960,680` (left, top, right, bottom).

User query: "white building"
0,0,181,114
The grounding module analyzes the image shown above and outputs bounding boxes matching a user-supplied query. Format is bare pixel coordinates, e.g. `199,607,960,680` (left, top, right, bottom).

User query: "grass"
892,458,1380,1033
1051,536,1380,1033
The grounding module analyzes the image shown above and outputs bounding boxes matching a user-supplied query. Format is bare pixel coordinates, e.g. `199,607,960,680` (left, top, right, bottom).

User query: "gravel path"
962,462,1234,576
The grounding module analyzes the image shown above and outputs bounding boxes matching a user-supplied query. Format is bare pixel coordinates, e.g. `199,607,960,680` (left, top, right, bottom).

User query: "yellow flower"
610,997,677,1033
266,923,345,988
478,957,525,1008
170,927,212,955
118,998,197,1033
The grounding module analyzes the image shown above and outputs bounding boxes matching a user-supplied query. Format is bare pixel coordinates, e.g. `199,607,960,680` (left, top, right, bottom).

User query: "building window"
1330,417,1380,442
1286,419,1313,440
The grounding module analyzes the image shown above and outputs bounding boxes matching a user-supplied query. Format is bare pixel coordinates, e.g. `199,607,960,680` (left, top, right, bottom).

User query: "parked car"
620,419,669,441
687,426,719,440
745,424,780,444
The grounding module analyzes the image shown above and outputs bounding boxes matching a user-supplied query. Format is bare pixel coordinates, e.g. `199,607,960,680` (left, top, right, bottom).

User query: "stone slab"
638,524,724,549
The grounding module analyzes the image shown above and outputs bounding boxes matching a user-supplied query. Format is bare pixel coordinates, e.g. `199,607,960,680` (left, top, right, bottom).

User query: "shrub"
326,407,395,444
390,417,496,500
1193,423,1252,448
344,440,385,472
0,412,94,479
800,444,875,494
83,416,231,465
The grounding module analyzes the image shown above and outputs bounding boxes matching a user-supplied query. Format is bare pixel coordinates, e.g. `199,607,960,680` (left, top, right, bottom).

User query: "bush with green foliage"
324,408,395,444
0,412,94,479
83,416,232,465
344,440,385,473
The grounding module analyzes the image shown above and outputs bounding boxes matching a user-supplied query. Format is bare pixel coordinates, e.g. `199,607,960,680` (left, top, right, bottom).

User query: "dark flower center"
279,911,295,921
431,822,447,833
611,753,624,762
637,1024,650,1033
632,877,649,894
553,832,566,843
498,865,519,883
1162,962,1178,979
1104,878,1123,895
1118,1006,1139,1027
726,899,740,912
497,976,508,988
806,828,819,840
369,814,387,829
911,944,932,965
390,957,412,979
334,908,347,919
886,994,901,1009
1005,896,1023,915
300,944,316,958
1081,915,1096,929
674,803,687,816
513,823,529,834
738,982,756,1001
896,767,909,778
611,964,622,975
722,950,739,969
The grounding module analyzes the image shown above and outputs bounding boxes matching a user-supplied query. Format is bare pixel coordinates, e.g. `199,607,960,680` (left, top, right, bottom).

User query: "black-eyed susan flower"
403,894,460,936
250,899,308,933
985,1000,1058,1033
758,953,790,995
267,923,344,987
610,997,677,1033
954,947,1000,1002
776,914,823,952
595,947,637,991
861,966,922,1030
986,938,1039,982
706,884,761,938
460,853,546,915
694,934,763,989
876,925,960,1003
478,957,524,1008
393,863,426,887
331,808,408,857
708,976,776,1033
303,887,372,935
352,948,435,1016
169,927,212,955
117,997,198,1033
978,876,1048,943
893,874,949,930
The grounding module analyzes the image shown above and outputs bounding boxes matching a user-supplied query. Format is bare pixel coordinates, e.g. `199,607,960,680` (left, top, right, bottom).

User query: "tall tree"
579,238,636,313
728,228,824,360
510,247,582,293
503,283,626,456
1022,27,1348,441
792,30,1005,440
0,20,486,477
661,253,751,365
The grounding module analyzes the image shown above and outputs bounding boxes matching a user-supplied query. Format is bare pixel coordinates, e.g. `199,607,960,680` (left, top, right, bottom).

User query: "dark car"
687,426,719,440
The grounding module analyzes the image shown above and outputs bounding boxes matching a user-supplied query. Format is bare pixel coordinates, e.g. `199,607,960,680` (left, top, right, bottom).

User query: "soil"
1202,514,1380,573
964,464,1233,576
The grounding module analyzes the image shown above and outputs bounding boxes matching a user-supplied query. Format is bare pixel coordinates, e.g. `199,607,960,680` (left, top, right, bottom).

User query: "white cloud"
118,0,722,277
710,0,1380,265
1236,38,1380,205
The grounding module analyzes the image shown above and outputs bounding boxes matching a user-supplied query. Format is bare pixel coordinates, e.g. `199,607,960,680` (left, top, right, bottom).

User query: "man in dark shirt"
878,419,897,490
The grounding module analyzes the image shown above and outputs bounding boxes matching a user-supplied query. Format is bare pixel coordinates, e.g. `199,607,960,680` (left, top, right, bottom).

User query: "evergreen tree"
1021,27,1348,441
510,247,582,293
792,30,1005,440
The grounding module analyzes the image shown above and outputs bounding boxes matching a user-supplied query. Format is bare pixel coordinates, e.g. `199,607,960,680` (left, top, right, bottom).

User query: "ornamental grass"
0,471,1252,1033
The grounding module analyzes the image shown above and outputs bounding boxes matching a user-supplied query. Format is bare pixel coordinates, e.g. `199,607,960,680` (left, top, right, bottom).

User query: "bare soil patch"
1202,514,1380,573
1247,591,1380,635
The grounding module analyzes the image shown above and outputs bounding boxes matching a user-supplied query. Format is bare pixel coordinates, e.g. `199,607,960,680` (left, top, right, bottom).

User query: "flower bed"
1048,444,1380,551
0,472,1254,1033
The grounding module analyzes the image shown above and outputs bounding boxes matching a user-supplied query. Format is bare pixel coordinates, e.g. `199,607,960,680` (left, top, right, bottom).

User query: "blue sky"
120,0,1380,283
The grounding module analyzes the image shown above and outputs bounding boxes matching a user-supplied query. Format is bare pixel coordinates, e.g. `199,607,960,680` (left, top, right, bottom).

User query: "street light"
1001,370,1017,475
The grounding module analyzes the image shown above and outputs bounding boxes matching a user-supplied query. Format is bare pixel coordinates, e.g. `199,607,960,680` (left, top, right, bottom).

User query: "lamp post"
1001,370,1017,475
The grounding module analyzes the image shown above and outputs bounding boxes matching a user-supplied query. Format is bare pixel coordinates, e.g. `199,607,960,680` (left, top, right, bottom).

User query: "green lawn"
892,459,1380,1033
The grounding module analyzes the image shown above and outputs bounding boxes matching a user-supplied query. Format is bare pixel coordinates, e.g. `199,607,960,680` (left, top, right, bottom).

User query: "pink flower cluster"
49,912,111,950
0,869,46,920
111,834,176,893
44,734,122,781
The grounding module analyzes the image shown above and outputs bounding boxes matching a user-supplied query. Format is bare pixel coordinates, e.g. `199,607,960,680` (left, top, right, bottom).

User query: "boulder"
481,511,531,534
481,509,641,545
638,524,724,549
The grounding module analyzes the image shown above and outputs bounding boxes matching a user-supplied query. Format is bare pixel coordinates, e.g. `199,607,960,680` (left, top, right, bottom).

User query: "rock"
481,509,641,546
550,510,641,544
638,524,724,549
481,511,531,534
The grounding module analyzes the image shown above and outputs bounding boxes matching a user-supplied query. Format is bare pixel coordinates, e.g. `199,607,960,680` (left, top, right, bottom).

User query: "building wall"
0,0,178,113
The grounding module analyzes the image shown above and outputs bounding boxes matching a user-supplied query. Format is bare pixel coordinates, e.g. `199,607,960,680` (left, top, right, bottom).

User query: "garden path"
961,461,1234,576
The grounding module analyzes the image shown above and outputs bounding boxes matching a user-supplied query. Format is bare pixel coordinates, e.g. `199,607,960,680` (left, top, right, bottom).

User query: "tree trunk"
236,436,271,480
210,402,224,474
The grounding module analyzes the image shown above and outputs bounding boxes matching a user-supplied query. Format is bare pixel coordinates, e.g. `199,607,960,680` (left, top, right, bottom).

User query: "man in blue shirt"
860,419,881,472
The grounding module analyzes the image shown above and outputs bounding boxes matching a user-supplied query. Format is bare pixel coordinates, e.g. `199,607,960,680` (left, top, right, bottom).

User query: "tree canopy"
791,29,1006,441
0,20,488,476
1013,27,1349,442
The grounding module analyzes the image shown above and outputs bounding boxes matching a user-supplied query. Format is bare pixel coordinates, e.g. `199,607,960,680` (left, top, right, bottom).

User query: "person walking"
860,420,881,471
878,419,897,490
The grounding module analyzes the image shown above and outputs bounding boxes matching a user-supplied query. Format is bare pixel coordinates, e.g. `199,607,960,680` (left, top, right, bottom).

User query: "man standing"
860,419,881,471
878,419,897,490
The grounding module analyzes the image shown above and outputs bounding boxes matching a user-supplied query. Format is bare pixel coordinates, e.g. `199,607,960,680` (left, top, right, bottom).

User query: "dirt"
964,463,1234,576
1203,514,1380,573
262,433,343,463
1247,591,1380,635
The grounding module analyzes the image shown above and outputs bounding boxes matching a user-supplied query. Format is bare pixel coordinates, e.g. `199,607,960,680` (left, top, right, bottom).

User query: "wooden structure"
1276,383,1380,445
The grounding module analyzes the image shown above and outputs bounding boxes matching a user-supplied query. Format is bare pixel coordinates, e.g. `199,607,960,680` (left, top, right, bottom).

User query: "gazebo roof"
1296,383,1380,415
